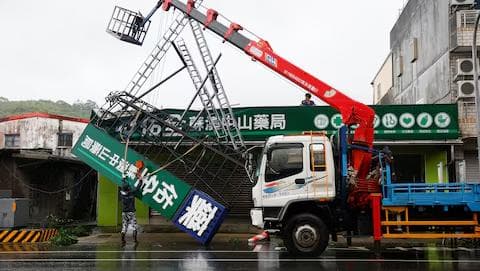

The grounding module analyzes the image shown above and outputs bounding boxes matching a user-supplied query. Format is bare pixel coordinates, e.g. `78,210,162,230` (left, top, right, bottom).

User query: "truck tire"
283,213,329,256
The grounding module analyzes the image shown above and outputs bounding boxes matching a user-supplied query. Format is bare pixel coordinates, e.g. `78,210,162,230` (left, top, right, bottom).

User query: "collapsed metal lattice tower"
93,91,252,213
100,1,255,213
107,0,245,152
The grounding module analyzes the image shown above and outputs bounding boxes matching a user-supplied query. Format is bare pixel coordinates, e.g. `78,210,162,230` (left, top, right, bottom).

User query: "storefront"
96,104,465,225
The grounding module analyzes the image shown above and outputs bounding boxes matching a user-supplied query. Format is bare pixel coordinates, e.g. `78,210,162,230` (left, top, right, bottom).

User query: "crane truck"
103,0,480,256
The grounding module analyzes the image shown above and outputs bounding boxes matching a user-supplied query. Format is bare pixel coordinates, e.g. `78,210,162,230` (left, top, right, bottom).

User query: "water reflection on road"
0,237,479,270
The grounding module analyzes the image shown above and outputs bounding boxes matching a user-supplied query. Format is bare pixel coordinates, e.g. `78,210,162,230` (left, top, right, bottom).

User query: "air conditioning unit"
457,80,476,98
456,58,479,76
451,0,475,6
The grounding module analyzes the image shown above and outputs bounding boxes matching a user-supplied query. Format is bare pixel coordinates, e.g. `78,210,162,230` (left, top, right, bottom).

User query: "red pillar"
370,193,382,242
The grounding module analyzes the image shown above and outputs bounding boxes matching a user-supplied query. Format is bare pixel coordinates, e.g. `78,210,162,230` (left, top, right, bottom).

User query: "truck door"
262,143,309,206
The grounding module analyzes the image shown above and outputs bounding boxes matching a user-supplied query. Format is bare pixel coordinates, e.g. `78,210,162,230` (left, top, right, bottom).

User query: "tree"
0,99,98,118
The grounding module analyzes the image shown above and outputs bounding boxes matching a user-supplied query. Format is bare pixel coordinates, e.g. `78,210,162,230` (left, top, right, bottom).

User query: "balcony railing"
451,10,480,49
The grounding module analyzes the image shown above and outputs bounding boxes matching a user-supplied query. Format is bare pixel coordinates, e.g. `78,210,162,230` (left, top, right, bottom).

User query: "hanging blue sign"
173,189,228,245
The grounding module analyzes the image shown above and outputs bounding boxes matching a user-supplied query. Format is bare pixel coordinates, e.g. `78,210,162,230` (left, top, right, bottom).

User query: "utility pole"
471,12,480,180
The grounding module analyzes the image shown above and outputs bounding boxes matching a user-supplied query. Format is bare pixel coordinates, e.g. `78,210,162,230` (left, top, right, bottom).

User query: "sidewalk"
78,232,471,250
96,216,260,234
90,217,480,248
78,232,252,246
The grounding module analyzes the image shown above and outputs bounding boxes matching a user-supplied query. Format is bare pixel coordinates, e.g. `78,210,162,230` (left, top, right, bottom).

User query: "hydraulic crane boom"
150,0,375,179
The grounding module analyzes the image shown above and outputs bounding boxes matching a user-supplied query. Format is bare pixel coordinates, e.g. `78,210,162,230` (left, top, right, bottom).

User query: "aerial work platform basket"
107,6,151,46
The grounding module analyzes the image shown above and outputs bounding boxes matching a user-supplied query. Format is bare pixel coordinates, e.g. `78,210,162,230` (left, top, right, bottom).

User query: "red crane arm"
159,0,375,178
245,40,375,178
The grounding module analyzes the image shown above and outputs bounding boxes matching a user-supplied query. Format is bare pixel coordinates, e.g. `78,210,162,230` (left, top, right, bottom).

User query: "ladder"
189,20,245,150
125,0,205,96
174,38,231,144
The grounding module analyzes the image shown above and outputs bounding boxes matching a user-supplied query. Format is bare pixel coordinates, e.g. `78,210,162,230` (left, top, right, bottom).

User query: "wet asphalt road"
1,234,480,270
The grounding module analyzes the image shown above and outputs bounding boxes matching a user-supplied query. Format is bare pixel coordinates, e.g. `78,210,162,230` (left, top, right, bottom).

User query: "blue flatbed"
382,183,480,212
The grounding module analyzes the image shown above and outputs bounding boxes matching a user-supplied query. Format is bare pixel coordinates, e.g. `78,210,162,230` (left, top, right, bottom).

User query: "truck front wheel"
283,213,329,256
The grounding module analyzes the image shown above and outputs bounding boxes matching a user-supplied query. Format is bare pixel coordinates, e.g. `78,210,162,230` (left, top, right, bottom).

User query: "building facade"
372,54,393,104
373,0,479,183
95,105,463,226
0,113,96,224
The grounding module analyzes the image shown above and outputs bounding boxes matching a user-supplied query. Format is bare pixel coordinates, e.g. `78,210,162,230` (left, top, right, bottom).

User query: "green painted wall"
135,198,149,225
97,175,150,226
97,175,119,226
425,151,448,184
388,146,449,184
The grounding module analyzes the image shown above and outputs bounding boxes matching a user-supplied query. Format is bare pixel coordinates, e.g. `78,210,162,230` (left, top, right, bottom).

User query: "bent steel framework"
135,0,375,181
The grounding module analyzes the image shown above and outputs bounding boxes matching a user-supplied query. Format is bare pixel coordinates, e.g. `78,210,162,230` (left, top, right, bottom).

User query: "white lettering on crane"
324,89,337,98
283,70,318,92
249,46,264,58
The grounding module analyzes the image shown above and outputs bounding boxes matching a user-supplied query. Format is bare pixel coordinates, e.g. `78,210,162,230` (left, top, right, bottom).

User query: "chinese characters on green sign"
73,124,191,219
73,124,228,244
155,104,459,141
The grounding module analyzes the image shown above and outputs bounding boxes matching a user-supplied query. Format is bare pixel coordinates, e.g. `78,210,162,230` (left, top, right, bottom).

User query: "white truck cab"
250,134,337,255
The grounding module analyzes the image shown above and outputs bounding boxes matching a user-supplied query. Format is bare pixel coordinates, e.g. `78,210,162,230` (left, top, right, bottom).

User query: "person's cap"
305,93,312,98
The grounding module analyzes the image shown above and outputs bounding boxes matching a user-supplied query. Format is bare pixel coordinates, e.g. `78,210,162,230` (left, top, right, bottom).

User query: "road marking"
0,250,276,254
0,247,372,254
390,247,408,251
329,246,370,251
0,246,477,255
0,258,480,263
457,247,475,252
387,247,480,252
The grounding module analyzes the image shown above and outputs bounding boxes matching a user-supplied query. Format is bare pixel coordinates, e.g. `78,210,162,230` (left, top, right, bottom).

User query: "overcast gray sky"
0,0,406,108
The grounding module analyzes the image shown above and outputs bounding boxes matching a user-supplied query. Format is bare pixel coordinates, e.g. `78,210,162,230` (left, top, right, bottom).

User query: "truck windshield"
265,144,304,182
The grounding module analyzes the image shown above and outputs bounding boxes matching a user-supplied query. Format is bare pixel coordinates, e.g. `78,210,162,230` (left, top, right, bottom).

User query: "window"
265,144,304,182
4,134,20,148
58,133,73,147
310,144,326,172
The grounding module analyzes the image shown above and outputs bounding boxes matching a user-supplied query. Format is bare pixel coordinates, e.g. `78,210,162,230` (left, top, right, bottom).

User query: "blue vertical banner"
173,190,228,245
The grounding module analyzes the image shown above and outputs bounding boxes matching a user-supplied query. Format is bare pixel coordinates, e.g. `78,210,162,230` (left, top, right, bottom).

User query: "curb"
95,224,260,235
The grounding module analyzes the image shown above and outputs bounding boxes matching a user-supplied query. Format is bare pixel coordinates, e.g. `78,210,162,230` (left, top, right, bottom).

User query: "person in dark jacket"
120,179,142,243
301,93,315,106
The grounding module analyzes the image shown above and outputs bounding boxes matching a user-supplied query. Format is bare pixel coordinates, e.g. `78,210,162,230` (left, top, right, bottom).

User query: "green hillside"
0,97,98,119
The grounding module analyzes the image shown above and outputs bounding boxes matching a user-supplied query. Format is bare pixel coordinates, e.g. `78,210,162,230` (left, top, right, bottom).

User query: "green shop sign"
159,104,459,141
95,104,459,143
72,124,191,219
